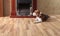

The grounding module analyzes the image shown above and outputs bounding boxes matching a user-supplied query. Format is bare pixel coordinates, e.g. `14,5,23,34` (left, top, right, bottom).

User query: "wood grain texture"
0,15,60,36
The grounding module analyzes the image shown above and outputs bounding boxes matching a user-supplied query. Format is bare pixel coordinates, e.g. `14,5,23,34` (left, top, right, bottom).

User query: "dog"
33,10,49,22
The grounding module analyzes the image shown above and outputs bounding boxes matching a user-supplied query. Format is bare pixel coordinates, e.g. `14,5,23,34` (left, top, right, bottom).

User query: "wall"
37,0,60,15
4,0,11,16
4,0,60,16
0,0,3,16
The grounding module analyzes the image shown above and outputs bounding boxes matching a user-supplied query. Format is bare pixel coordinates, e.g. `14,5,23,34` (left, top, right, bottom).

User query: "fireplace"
17,1,31,16
11,0,37,18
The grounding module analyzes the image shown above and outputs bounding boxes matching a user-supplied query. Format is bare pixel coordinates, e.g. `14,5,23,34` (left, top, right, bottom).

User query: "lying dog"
33,10,49,22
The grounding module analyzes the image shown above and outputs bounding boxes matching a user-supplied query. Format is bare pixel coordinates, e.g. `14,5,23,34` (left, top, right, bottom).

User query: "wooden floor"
0,15,60,36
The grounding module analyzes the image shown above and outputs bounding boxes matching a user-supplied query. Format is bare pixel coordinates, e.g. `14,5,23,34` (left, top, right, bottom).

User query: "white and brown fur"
33,10,49,22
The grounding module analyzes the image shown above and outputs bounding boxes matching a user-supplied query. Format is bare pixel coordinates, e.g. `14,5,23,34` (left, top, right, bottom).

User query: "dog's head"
33,10,42,17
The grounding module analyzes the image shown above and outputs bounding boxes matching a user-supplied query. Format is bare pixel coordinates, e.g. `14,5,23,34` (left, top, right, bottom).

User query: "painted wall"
4,0,11,16
37,0,60,15
0,0,3,16
4,0,60,16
